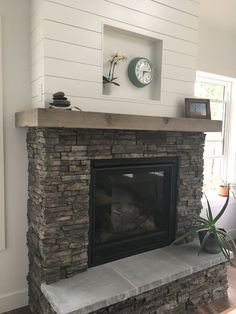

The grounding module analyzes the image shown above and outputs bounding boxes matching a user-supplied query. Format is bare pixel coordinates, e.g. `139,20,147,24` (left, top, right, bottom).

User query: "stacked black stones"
50,91,71,108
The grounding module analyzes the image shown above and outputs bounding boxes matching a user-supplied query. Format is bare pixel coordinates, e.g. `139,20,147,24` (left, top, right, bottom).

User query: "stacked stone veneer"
91,263,228,314
27,128,206,313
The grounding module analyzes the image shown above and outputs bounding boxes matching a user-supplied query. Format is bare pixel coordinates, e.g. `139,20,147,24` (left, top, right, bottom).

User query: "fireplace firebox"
89,157,178,266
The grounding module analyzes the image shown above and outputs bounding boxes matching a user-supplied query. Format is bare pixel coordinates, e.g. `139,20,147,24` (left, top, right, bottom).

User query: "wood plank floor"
4,258,236,314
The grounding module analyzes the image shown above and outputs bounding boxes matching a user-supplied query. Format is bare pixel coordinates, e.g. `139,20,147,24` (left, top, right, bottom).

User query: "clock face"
128,58,153,87
135,59,153,85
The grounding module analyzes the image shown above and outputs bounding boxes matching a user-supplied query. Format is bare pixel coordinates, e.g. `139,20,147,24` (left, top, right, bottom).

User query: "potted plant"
103,52,127,94
219,179,230,197
218,179,236,198
173,190,236,265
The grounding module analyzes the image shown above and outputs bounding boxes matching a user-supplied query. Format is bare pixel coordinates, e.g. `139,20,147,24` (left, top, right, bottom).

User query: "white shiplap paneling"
31,59,44,82
31,0,200,115
44,1,198,56
105,0,199,30
162,78,194,94
162,64,196,82
31,24,44,48
44,39,102,66
44,58,102,83
44,76,101,98
44,20,101,50
41,92,186,117
31,40,44,65
163,50,197,69
45,0,198,42
44,1,102,33
31,1,44,31
151,0,199,16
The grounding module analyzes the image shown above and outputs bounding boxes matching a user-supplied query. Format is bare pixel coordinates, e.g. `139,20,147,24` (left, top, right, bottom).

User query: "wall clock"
128,57,153,88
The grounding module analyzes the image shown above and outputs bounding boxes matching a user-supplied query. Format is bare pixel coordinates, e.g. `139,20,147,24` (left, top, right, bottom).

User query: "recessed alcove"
102,25,163,101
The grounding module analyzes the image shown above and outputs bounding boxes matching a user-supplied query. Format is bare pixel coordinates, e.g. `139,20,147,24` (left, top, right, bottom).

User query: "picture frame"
185,98,211,120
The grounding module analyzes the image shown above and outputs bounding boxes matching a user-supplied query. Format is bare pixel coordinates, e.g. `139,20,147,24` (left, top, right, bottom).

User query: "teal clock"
128,57,153,88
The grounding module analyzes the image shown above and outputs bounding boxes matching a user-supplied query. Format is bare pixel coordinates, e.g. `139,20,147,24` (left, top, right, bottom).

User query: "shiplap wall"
31,0,199,117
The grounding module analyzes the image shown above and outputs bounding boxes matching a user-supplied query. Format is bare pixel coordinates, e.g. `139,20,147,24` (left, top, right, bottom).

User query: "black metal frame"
89,157,178,267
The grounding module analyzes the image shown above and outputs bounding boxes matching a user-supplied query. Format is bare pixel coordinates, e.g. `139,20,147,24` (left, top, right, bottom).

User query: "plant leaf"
218,230,236,253
103,76,109,82
215,231,235,266
231,188,236,199
197,216,209,224
171,227,199,245
204,193,214,223
197,227,211,232
217,234,234,265
221,237,234,258
111,81,120,86
213,192,230,223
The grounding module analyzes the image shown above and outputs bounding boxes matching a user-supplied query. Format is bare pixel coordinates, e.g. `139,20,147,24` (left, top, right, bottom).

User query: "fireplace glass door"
89,157,178,266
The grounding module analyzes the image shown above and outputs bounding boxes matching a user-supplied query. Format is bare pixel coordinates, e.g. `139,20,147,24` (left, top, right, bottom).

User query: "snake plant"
173,190,236,265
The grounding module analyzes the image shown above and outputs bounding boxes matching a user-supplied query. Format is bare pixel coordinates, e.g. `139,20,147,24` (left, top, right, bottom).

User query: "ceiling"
200,0,236,35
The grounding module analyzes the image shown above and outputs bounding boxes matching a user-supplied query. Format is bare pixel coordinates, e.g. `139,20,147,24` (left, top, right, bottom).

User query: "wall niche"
103,25,163,102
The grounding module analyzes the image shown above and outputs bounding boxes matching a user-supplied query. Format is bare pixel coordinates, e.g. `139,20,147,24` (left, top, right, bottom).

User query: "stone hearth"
41,241,228,314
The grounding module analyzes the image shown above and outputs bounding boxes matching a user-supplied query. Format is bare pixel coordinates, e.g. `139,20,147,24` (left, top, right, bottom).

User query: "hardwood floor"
4,259,236,314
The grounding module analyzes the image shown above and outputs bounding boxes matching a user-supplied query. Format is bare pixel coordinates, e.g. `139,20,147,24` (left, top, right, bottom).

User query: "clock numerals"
128,58,153,87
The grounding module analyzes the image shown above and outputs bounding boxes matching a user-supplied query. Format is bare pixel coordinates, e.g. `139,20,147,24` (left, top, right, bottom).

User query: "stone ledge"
41,241,230,314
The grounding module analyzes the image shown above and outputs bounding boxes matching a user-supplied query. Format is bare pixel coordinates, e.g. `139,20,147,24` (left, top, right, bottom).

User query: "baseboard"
0,289,28,313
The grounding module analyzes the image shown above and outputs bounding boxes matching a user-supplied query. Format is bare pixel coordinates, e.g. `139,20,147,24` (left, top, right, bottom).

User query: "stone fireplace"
16,109,227,314
27,126,205,311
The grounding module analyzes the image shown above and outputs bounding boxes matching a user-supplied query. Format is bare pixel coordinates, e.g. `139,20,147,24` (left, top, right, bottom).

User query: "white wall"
0,0,30,312
31,0,200,117
198,21,236,78
0,16,5,252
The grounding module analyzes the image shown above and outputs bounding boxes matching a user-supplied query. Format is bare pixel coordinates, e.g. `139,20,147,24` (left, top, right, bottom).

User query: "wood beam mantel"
15,109,222,132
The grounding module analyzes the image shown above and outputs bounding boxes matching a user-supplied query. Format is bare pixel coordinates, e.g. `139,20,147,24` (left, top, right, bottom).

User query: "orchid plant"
103,52,127,86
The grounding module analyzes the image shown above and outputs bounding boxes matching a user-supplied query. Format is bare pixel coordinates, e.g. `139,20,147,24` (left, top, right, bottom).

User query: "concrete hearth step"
41,240,230,314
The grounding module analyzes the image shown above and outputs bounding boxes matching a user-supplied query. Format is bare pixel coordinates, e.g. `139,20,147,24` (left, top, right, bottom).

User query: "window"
0,16,5,251
195,72,232,191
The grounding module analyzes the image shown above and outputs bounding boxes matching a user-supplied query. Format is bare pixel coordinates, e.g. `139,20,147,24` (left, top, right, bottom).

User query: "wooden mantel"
15,109,222,132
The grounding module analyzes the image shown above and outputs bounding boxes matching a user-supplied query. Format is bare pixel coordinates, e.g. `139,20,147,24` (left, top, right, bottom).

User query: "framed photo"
185,98,211,119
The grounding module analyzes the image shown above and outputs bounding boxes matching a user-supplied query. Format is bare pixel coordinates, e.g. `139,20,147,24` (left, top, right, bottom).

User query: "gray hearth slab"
109,249,191,294
162,240,230,273
41,243,229,314
41,264,137,314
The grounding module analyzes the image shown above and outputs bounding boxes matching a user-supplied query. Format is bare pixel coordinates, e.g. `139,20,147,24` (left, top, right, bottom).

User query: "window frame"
0,16,5,251
195,71,232,188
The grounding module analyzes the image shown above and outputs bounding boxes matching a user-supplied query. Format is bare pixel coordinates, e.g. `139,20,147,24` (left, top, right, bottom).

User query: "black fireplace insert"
89,157,178,266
